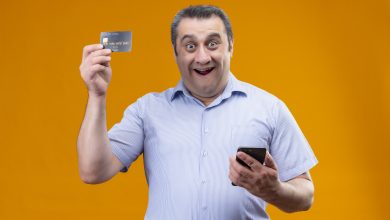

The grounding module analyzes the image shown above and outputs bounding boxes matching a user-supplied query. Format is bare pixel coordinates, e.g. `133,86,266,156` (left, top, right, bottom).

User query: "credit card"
100,31,132,52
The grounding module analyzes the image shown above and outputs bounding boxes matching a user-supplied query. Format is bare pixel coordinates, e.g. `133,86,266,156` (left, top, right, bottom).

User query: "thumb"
264,152,278,171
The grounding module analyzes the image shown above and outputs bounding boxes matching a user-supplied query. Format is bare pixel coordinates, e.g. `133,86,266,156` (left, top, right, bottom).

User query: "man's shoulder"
123,87,175,117
135,87,176,105
237,79,281,104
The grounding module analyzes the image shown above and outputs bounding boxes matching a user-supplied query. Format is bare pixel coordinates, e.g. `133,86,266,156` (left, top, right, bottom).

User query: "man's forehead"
176,16,227,38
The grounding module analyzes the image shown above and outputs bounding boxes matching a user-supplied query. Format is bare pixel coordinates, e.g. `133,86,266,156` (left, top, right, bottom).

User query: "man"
78,5,318,220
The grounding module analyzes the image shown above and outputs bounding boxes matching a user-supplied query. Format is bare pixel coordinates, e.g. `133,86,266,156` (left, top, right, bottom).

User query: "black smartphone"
236,147,267,168
232,147,267,186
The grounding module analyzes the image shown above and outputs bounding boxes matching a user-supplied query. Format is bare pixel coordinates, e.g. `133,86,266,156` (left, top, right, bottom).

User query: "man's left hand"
229,151,281,201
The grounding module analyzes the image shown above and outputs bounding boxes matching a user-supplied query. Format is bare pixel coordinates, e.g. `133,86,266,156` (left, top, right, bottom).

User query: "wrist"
87,92,107,108
88,92,107,100
262,180,285,204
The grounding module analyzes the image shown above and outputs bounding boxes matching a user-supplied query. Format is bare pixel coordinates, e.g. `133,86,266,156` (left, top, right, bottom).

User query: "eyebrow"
180,34,195,43
180,32,222,43
206,33,222,40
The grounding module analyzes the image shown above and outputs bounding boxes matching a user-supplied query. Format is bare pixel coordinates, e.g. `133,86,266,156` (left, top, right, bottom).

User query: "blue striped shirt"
108,73,318,220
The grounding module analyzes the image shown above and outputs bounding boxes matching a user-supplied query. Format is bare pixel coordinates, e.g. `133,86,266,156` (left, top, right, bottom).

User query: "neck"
192,93,221,106
190,80,228,106
186,73,230,107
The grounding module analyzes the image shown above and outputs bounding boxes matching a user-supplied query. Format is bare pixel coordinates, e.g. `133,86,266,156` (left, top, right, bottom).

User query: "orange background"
1,0,389,219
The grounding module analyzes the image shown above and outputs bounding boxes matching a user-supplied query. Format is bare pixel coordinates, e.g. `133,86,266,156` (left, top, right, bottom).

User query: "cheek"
213,52,228,65
222,54,231,68
177,55,193,70
176,60,188,73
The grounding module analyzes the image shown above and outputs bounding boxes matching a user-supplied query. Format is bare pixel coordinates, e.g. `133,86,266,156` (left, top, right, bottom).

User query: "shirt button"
204,128,209,133
201,180,206,184
202,151,207,157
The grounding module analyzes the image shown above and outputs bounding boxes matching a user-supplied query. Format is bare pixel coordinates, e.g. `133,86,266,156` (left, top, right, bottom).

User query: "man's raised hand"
80,44,112,97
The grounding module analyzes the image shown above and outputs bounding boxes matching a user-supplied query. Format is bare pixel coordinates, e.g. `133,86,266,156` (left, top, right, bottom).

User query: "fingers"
80,64,106,81
90,48,112,57
229,152,277,187
264,152,278,171
82,44,104,61
90,55,111,65
236,152,262,172
90,64,107,73
88,49,111,66
80,47,112,74
229,156,242,185
79,44,113,96
229,156,254,186
80,46,112,82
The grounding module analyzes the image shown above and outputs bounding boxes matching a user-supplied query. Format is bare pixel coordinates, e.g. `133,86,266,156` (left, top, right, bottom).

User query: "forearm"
266,177,314,213
77,94,112,182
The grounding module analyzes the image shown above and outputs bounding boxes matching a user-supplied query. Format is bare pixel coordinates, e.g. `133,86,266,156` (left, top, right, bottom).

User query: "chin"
195,86,219,98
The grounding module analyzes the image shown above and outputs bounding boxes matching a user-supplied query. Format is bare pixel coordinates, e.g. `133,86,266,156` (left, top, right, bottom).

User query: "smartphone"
236,147,267,168
232,147,267,186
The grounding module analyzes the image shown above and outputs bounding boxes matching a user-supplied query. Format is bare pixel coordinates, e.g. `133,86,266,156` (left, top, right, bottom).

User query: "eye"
208,41,219,49
185,43,196,51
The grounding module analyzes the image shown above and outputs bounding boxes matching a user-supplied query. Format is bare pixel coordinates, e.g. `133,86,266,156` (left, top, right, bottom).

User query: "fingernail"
98,44,103,49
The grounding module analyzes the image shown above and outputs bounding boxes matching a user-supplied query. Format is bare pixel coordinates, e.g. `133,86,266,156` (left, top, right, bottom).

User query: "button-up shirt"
108,73,318,220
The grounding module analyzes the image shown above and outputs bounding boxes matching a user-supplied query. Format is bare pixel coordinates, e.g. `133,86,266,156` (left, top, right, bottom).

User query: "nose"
194,46,211,65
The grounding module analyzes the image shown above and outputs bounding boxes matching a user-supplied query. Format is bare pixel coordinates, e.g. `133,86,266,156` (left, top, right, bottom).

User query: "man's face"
175,16,233,100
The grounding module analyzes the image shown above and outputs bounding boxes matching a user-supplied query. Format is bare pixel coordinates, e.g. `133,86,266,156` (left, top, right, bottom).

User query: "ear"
229,40,234,58
173,42,182,60
173,46,178,62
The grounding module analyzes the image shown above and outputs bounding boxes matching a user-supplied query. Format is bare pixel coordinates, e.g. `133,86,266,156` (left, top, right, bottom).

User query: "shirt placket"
199,107,210,219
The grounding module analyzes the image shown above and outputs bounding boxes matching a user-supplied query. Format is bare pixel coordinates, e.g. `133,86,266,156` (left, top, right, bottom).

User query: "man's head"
171,5,234,103
171,5,233,56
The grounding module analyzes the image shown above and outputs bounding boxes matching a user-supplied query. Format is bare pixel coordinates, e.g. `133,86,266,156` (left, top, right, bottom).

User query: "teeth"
194,67,214,75
196,67,213,71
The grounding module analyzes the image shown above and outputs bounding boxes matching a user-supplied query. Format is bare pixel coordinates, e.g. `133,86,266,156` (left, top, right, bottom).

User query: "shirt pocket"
231,123,270,153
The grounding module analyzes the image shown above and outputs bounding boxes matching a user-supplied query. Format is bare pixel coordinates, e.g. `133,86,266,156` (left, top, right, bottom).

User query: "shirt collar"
170,72,247,102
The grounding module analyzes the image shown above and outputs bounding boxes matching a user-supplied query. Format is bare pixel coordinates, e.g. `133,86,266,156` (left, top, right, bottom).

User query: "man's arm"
229,152,314,213
267,172,314,212
77,44,124,184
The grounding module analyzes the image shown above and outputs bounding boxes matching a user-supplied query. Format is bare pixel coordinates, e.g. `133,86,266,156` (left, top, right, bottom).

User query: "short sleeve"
108,98,145,172
270,100,318,181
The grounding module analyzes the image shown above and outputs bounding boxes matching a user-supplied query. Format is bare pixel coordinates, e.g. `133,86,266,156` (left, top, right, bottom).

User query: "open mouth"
193,67,215,75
